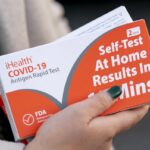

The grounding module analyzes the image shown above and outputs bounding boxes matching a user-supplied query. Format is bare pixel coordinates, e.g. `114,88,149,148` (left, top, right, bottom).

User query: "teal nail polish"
107,86,122,99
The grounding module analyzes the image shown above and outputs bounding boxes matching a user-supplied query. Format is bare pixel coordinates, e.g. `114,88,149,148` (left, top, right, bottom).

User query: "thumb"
76,86,122,118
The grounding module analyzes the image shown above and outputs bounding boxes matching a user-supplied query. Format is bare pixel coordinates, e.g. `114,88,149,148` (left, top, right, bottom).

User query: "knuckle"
68,104,84,117
95,92,111,108
133,106,149,122
145,107,149,114
105,127,115,140
107,124,117,138
104,120,122,138
134,111,143,121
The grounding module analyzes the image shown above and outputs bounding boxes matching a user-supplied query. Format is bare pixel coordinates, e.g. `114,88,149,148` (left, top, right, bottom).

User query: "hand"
25,86,149,150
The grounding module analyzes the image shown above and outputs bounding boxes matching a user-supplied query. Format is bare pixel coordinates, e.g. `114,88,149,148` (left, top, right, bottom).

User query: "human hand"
25,86,149,150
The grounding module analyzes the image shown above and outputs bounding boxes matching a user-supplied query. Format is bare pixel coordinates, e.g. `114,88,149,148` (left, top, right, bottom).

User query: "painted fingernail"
107,86,122,99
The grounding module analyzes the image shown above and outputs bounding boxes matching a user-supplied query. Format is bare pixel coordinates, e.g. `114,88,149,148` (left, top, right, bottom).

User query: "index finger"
105,105,149,136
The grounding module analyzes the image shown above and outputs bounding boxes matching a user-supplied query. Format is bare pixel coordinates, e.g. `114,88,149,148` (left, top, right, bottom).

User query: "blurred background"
57,0,150,150
58,0,150,30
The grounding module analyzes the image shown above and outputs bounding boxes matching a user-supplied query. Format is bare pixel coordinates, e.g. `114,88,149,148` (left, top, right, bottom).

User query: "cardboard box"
0,6,132,109
2,7,149,141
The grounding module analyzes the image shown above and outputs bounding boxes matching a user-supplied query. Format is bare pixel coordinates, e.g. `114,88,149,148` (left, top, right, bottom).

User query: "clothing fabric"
0,140,25,150
0,0,70,54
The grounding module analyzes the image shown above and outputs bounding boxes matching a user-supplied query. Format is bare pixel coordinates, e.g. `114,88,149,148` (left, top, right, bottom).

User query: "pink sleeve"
0,140,25,150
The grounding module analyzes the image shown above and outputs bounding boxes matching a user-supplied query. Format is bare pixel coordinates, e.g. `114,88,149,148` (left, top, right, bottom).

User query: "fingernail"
107,86,122,99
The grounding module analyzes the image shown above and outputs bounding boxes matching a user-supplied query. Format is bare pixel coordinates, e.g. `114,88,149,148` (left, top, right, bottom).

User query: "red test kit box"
0,7,150,141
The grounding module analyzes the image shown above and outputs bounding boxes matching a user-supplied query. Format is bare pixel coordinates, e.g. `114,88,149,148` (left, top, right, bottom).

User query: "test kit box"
0,6,132,109
0,7,150,141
